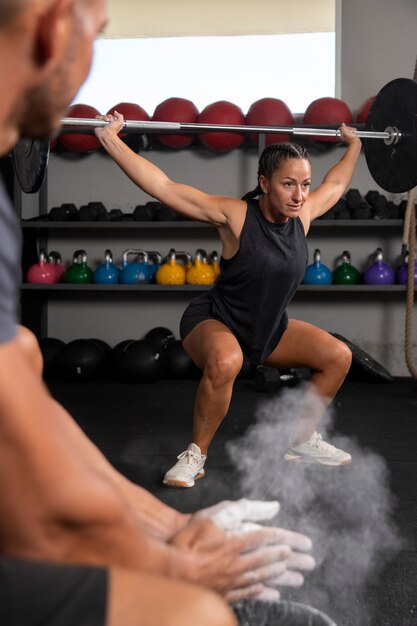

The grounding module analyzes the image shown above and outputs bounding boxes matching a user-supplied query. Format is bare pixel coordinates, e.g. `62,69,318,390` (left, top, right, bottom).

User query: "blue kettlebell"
303,249,333,285
93,249,120,284
119,249,150,284
147,251,162,284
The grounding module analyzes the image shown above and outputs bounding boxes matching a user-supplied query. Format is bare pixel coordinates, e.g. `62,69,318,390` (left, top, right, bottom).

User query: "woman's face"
260,158,311,222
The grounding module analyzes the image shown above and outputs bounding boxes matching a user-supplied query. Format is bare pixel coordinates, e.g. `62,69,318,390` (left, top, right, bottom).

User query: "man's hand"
190,499,315,603
169,517,294,602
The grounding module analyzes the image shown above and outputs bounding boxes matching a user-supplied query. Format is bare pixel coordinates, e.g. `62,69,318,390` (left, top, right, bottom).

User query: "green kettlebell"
64,249,93,284
333,250,362,285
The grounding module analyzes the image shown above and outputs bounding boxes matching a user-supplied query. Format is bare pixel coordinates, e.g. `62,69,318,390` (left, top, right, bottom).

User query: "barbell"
11,77,417,195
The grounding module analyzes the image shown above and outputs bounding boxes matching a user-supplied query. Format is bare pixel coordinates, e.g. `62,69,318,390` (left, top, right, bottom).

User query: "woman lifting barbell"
95,113,361,487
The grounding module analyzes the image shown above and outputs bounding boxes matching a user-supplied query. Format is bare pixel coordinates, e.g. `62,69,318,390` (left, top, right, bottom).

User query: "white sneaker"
163,443,207,487
284,432,352,466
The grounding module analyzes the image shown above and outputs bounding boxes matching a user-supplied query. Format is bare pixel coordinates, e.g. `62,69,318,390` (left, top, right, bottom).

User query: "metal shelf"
20,283,412,293
20,219,403,229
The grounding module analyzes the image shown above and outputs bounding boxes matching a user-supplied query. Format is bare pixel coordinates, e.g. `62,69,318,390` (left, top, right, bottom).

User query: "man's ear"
32,0,76,74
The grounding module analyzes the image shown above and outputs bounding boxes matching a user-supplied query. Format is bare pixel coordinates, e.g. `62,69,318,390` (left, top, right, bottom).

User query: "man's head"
0,0,107,152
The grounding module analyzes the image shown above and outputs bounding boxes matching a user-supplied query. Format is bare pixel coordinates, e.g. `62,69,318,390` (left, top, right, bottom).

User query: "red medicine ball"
107,102,150,150
303,97,353,142
245,98,295,146
153,97,199,148
59,104,101,153
198,101,245,152
356,96,375,124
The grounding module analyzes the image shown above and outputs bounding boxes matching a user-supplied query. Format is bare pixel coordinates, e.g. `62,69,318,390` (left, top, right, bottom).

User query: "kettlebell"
156,249,187,285
93,249,120,284
333,250,362,285
303,249,333,285
26,249,57,284
119,249,150,284
64,250,93,284
209,250,221,280
187,249,216,285
47,251,65,283
396,252,417,285
147,251,162,284
364,248,395,285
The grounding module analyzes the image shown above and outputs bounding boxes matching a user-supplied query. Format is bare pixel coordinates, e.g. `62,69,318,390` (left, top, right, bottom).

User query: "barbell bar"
11,77,417,195
60,116,399,144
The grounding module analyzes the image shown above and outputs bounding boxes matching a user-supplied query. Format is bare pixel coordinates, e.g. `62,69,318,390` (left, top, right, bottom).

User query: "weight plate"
364,77,417,193
332,333,394,383
11,137,50,193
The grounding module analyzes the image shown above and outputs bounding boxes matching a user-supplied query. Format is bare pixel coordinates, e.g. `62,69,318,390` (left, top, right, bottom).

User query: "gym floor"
49,375,417,626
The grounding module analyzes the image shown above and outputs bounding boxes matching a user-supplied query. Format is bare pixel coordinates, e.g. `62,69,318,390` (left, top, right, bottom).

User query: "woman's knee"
205,349,243,388
16,325,43,377
327,338,352,376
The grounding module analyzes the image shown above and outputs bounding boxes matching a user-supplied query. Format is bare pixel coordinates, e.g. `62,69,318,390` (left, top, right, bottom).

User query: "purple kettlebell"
397,253,417,285
364,248,395,285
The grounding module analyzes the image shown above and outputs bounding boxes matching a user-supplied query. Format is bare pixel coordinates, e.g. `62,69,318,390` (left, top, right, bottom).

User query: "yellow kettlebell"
209,250,221,280
156,249,186,285
187,249,216,285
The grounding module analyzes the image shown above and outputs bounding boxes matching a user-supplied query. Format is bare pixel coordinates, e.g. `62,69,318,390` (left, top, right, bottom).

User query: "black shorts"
180,292,221,342
0,556,108,626
180,293,289,364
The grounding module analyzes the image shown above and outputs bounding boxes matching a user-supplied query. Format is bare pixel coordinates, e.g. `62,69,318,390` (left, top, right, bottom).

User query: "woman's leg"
163,320,243,487
265,319,352,463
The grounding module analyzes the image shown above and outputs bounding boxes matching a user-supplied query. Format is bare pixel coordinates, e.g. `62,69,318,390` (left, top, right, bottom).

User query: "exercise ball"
245,98,294,145
303,97,353,142
39,337,66,379
112,340,165,383
198,101,245,152
356,96,375,124
165,340,194,379
107,102,150,150
55,339,107,381
144,327,176,351
59,104,101,153
153,97,199,148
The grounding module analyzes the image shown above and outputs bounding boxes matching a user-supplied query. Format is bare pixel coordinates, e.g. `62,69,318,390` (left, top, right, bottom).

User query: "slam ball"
198,101,245,152
107,102,150,151
153,98,199,148
356,96,376,124
112,340,165,383
303,97,353,142
59,104,101,153
245,98,294,146
39,337,66,379
55,338,107,381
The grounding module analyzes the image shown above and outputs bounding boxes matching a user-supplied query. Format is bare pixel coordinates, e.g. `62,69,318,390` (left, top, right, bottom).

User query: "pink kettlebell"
48,251,65,282
26,250,57,284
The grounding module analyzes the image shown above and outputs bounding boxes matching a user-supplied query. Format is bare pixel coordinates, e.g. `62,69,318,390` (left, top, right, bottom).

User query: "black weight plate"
12,137,50,193
332,333,394,383
364,77,417,193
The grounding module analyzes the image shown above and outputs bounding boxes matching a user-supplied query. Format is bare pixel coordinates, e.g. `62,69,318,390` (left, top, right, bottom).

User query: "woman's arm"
95,112,240,226
303,124,362,224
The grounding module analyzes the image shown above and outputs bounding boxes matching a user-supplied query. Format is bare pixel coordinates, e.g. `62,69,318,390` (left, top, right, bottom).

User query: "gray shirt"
0,178,21,343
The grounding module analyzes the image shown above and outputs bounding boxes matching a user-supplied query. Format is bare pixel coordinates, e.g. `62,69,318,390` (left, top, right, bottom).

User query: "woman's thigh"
264,319,345,371
183,320,243,371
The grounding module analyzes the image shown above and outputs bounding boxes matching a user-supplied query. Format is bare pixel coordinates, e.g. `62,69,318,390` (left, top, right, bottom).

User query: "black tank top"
210,198,308,364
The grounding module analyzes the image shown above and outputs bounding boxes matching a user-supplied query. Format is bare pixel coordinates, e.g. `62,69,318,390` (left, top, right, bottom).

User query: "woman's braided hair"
242,142,310,200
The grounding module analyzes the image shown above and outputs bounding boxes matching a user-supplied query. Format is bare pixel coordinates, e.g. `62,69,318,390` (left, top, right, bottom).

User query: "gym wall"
21,0,417,376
